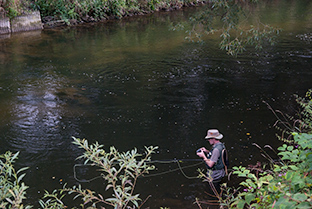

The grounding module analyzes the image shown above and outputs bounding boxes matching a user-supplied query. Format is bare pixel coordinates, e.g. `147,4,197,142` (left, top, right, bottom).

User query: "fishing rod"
142,160,204,179
147,158,204,163
73,158,206,182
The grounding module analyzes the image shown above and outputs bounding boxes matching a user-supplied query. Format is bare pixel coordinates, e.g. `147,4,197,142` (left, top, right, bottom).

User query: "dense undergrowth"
0,0,34,18
35,0,204,22
0,0,205,23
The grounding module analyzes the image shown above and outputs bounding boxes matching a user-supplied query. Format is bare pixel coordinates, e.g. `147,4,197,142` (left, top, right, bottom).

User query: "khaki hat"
205,129,223,140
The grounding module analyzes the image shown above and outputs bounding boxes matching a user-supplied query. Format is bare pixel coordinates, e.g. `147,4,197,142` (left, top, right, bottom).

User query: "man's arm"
196,149,215,167
203,155,215,168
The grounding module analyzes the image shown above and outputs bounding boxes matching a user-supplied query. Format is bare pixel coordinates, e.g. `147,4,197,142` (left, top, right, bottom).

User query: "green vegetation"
0,0,201,21
39,137,158,208
227,133,312,208
0,0,35,18
0,151,31,209
32,0,201,23
1,137,157,208
174,0,282,56
196,89,312,208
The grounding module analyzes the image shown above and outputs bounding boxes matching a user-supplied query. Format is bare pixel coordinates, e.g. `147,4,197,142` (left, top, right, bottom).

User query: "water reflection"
9,72,64,157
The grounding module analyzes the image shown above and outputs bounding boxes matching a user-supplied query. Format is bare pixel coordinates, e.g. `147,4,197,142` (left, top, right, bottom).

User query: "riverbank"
0,0,208,34
42,0,207,29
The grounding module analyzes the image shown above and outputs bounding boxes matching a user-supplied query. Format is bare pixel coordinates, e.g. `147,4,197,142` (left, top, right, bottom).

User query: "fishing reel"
207,152,212,158
197,149,212,158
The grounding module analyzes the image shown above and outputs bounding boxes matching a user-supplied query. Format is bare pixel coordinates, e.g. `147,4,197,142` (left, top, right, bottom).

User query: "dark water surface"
1,1,312,208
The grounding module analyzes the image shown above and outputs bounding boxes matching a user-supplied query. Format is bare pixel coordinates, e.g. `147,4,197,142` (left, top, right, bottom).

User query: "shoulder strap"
221,148,229,176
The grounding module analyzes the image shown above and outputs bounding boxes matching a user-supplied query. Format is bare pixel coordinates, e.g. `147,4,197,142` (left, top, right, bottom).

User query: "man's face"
207,138,214,145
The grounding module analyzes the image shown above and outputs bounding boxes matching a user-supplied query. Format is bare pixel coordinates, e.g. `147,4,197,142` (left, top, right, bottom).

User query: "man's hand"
197,147,209,153
196,150,206,158
196,147,215,168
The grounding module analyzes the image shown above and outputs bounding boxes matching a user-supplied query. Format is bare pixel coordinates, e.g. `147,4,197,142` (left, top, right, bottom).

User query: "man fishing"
196,129,227,194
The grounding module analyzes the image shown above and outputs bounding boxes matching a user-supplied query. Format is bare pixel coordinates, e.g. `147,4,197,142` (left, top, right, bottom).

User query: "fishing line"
73,159,205,183
142,160,204,179
73,164,103,183
148,159,203,163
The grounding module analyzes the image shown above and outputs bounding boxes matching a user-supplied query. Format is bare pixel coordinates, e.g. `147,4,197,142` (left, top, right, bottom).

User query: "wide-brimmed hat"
205,129,223,140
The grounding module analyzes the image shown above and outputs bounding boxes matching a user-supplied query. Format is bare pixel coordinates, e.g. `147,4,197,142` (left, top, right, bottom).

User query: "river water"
0,1,312,208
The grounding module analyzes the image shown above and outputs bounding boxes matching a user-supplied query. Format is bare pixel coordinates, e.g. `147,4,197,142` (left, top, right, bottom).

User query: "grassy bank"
0,0,207,27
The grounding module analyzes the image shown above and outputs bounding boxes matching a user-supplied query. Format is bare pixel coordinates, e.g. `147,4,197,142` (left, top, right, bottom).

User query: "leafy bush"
0,138,157,208
33,0,203,23
214,90,312,208
227,132,312,208
34,0,150,22
294,89,312,133
0,151,30,209
39,137,158,208
195,90,312,208
0,0,29,18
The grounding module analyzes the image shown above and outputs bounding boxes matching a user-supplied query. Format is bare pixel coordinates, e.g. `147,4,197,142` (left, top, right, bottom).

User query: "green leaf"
237,199,245,209
247,173,257,180
250,203,260,208
16,166,29,175
11,151,19,161
292,193,307,202
285,171,293,180
245,193,255,205
288,165,298,170
287,146,294,151
296,202,312,209
106,197,119,203
17,173,26,183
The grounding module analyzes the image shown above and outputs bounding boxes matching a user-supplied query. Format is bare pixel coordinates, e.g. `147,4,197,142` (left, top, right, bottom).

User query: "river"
0,1,312,208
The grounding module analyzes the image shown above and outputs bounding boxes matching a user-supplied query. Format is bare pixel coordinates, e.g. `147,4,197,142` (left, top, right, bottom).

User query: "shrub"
196,90,312,209
34,0,144,22
1,138,158,208
39,137,158,208
217,90,312,208
0,151,31,209
227,132,312,208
